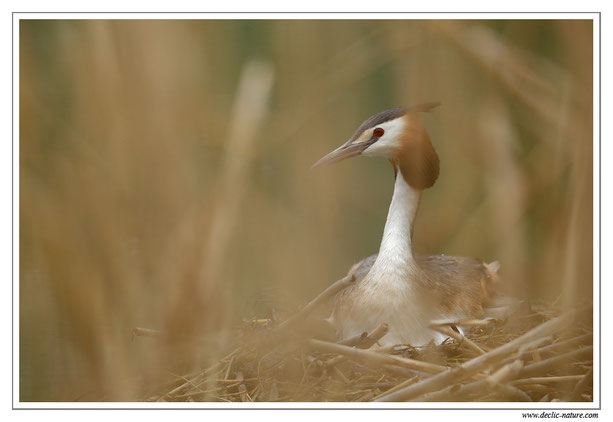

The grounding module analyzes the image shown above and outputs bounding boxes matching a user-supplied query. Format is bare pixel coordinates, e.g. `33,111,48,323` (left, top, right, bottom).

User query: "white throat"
368,173,421,279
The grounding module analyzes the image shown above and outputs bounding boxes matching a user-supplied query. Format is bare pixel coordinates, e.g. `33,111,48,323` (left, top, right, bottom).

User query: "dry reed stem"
306,339,446,375
273,272,355,337
431,22,568,129
339,323,389,348
236,371,251,402
377,310,576,401
158,346,241,401
433,325,486,355
569,369,593,401
430,318,494,328
131,327,161,339
373,376,420,401
156,61,274,401
417,377,532,402
370,345,412,354
510,375,585,386
338,332,369,347
497,333,592,368
415,361,528,402
358,323,390,348
517,346,593,379
379,365,421,379
486,360,524,387
200,61,274,286
327,323,390,368
223,356,234,381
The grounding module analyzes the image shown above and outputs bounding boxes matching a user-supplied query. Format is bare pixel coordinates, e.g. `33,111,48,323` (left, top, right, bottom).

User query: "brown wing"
334,253,499,318
416,254,499,316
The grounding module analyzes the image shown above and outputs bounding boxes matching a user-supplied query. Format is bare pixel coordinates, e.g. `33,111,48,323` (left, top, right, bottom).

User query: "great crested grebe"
312,103,500,346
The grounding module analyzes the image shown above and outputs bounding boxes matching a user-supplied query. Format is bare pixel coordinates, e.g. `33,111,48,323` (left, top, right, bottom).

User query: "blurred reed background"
19,19,593,401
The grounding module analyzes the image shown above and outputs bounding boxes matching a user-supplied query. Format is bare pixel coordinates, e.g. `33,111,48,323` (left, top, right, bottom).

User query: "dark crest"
348,102,441,143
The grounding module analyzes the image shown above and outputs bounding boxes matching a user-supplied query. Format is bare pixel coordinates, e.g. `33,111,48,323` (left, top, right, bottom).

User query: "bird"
312,103,500,347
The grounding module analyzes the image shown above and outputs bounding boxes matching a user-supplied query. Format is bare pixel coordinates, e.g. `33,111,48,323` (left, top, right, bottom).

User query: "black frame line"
11,11,602,411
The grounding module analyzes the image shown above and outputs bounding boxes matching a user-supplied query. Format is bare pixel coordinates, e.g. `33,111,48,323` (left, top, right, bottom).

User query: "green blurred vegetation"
19,19,593,401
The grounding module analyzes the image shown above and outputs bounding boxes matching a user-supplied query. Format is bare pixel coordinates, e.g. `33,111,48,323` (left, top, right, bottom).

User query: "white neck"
369,173,421,278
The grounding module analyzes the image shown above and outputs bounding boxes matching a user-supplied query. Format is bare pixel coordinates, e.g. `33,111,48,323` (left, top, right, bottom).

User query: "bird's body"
313,103,499,346
331,252,497,346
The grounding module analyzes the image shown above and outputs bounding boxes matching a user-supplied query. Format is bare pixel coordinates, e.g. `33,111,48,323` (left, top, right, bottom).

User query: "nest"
143,276,593,403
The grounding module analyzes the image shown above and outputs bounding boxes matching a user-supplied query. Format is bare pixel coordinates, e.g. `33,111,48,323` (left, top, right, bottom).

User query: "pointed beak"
311,139,375,169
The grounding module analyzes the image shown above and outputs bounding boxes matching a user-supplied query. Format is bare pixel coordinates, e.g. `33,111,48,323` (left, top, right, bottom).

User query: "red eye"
373,127,385,137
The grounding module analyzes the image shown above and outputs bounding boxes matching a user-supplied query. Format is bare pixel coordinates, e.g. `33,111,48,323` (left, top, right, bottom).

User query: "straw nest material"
142,274,593,403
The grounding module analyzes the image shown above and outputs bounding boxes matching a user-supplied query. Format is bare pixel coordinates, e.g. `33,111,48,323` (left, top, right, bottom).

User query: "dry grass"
19,19,594,402
142,291,592,403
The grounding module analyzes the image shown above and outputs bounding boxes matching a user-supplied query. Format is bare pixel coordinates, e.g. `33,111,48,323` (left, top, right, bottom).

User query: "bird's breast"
332,257,478,346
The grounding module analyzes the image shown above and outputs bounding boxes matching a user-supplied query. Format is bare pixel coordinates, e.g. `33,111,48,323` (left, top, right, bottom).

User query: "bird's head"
312,103,441,190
